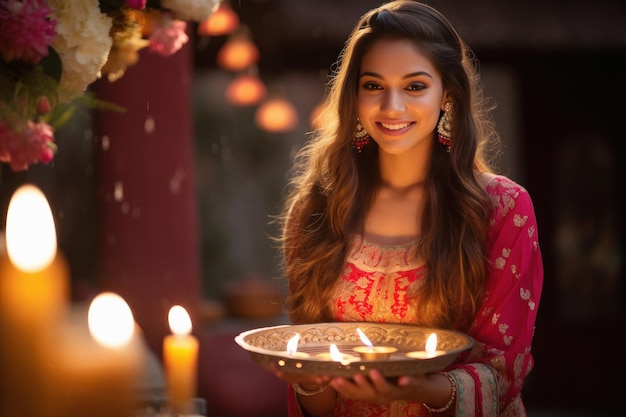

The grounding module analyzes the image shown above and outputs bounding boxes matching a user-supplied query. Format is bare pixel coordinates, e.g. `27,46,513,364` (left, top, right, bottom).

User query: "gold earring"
351,118,370,153
437,102,453,152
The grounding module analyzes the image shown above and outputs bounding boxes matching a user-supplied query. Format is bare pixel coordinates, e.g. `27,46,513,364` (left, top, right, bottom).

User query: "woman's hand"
329,370,433,405
271,367,331,388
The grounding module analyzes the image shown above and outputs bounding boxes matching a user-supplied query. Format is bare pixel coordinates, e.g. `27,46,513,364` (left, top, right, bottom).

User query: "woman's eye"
362,82,381,90
407,83,426,91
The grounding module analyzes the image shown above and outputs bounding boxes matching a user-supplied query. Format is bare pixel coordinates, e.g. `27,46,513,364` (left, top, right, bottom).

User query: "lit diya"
282,333,309,358
406,333,445,359
315,344,358,365
352,328,397,360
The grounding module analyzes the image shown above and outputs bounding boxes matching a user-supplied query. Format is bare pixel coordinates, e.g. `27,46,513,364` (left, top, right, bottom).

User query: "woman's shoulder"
476,171,535,218
477,171,526,195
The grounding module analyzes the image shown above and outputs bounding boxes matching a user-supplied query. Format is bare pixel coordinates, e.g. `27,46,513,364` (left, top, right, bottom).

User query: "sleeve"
449,177,544,417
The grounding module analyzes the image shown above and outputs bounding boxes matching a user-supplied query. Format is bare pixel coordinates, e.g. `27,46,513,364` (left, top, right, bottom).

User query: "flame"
5,185,56,272
168,305,193,336
356,328,373,348
329,344,344,362
286,333,301,355
88,292,135,348
425,333,438,354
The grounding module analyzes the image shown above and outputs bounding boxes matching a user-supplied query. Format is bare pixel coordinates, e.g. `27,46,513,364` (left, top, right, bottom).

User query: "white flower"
48,0,113,102
160,0,221,22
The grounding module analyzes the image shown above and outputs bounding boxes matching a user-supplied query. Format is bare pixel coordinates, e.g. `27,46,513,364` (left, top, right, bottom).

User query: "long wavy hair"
278,1,499,331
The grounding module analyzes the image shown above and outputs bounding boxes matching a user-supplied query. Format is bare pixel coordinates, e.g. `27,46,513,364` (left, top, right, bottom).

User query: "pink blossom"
36,96,51,115
149,19,189,56
0,118,56,171
0,0,57,65
125,0,147,9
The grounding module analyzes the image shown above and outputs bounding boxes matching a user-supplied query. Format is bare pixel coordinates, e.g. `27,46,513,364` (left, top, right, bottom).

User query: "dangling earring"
437,102,453,152
351,118,370,153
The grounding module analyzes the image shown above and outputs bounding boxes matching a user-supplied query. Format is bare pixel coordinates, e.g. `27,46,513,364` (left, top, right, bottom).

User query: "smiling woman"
272,1,543,417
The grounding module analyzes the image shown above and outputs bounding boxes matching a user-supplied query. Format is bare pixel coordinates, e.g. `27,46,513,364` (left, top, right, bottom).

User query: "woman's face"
357,38,447,156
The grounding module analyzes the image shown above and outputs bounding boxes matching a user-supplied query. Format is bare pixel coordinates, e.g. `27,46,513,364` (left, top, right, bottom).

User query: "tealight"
353,345,397,361
315,344,358,364
353,328,397,360
406,332,445,359
282,333,309,358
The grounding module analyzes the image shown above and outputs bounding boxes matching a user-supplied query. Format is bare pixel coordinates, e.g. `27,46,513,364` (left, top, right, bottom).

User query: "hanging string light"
216,30,259,71
225,73,267,106
255,97,299,133
197,2,239,36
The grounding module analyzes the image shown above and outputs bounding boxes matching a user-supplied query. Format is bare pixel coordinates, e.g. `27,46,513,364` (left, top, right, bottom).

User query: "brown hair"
278,1,499,331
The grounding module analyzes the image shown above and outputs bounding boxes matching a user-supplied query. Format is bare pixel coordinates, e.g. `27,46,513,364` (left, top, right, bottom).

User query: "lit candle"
315,344,358,364
406,333,445,359
52,292,142,417
283,333,309,358
353,328,397,360
0,184,69,416
163,305,199,413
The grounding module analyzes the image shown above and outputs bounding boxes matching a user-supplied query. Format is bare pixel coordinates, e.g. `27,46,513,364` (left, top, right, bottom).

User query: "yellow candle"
52,293,142,417
0,184,69,416
163,305,199,413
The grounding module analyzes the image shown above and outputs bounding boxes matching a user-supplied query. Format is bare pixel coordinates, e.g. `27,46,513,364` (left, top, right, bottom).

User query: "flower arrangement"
0,0,220,171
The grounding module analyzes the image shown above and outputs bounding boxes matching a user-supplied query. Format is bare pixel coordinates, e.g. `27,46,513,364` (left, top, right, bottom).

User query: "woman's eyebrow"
359,71,434,80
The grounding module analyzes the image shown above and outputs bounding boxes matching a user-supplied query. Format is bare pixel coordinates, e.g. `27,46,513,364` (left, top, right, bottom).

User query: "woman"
275,1,543,416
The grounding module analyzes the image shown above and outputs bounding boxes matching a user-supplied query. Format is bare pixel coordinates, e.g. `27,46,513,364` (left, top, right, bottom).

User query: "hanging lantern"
225,74,267,106
198,3,239,36
255,97,299,133
217,37,259,71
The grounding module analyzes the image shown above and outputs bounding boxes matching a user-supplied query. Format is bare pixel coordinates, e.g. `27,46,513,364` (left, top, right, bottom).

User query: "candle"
406,333,445,359
353,328,397,360
163,305,199,413
315,344,358,364
52,292,142,417
0,184,69,416
282,333,309,358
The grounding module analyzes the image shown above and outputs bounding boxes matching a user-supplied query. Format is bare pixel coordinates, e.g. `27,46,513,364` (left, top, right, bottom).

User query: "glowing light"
168,305,193,336
225,74,266,106
356,328,373,347
425,333,437,354
286,333,301,356
5,185,56,272
217,37,259,71
198,3,239,36
255,97,299,132
88,292,135,348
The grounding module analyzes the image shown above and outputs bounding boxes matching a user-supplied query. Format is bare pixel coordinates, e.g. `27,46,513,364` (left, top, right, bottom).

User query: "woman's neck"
378,149,429,190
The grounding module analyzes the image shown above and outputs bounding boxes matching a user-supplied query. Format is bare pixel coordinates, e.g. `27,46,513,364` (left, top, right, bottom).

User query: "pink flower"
0,118,56,171
0,0,57,65
149,19,189,56
125,0,147,9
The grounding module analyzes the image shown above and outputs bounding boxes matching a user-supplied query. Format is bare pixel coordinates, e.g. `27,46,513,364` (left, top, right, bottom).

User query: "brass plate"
234,322,474,377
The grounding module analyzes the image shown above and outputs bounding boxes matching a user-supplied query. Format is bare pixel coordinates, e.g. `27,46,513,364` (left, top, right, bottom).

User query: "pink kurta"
288,174,543,417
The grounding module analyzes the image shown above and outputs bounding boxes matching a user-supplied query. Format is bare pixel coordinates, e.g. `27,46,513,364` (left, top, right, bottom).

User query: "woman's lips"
376,121,414,135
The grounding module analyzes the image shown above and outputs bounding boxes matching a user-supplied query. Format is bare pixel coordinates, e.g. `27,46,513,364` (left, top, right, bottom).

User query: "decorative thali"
234,322,474,377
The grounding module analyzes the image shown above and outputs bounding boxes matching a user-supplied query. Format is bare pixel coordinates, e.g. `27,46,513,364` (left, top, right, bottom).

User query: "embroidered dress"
288,175,543,417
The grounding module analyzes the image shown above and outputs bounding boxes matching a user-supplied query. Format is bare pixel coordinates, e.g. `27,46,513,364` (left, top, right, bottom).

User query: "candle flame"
356,328,373,348
329,344,344,362
425,333,438,354
88,292,135,348
168,305,192,336
286,333,301,355
5,184,56,272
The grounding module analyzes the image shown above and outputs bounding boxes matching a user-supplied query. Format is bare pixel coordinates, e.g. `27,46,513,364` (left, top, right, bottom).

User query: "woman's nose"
381,89,406,114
